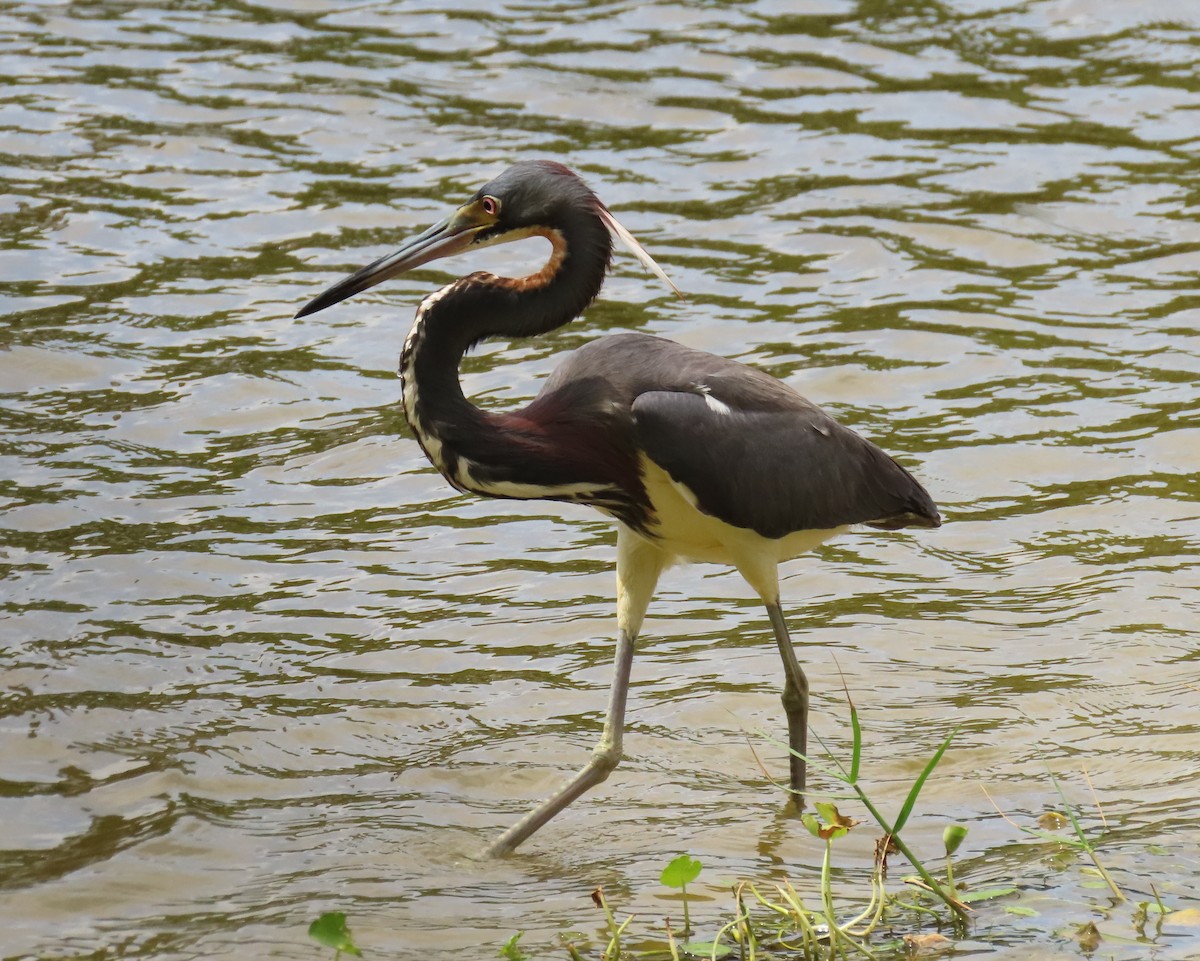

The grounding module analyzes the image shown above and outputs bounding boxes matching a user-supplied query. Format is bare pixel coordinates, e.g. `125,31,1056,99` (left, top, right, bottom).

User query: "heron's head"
466,160,602,239
294,161,677,319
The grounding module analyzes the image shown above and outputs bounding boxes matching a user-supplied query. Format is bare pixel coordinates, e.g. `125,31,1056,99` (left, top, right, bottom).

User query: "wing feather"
631,389,939,539
537,332,939,539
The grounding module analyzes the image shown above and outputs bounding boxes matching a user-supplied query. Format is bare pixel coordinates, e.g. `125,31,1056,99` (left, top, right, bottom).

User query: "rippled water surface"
3,1,1199,958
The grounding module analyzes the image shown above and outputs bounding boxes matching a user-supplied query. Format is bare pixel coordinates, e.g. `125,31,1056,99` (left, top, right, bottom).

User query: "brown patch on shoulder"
499,228,568,292
488,390,649,531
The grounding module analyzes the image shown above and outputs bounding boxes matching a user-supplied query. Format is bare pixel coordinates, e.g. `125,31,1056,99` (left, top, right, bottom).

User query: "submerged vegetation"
552,694,995,961
309,698,1197,961
308,912,363,959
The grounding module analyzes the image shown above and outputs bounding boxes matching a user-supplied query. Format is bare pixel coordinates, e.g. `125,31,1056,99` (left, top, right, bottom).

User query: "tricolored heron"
296,161,940,857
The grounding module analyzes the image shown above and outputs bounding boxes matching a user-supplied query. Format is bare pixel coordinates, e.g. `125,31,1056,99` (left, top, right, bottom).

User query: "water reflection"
2,1,1199,959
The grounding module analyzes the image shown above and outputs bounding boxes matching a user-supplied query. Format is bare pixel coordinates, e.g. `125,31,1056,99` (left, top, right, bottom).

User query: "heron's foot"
480,739,624,858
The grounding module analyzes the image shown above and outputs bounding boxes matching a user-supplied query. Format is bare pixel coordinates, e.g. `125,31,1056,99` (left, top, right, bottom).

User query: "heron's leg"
729,556,807,798
766,600,807,796
483,525,664,857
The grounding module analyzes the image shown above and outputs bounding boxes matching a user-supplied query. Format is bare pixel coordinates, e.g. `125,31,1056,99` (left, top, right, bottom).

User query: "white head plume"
596,204,684,298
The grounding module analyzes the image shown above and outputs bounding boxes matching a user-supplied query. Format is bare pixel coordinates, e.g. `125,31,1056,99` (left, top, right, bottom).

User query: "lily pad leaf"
308,912,363,957
661,854,703,889
958,886,1017,904
681,941,732,959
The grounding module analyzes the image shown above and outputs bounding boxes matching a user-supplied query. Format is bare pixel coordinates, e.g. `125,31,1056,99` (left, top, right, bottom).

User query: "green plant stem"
841,864,884,937
595,887,629,961
1087,851,1124,901
1151,883,1167,916
735,881,757,961
664,918,681,961
1042,766,1124,902
758,881,822,958
817,840,875,960
710,905,752,961
853,792,970,928
820,841,836,934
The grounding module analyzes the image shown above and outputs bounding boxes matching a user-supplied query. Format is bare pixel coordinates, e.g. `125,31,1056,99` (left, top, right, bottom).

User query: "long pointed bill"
295,210,489,319
596,205,683,299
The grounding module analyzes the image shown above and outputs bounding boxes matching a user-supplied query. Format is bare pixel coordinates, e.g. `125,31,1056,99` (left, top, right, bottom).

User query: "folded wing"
631,384,939,539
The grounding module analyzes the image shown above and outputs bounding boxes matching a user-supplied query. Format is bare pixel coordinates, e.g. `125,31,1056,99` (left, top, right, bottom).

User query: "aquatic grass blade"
1044,767,1092,848
848,699,862,784
892,725,959,834
756,730,851,785
837,664,862,785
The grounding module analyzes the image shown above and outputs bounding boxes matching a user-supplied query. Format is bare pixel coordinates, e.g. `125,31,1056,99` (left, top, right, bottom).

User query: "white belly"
638,458,847,596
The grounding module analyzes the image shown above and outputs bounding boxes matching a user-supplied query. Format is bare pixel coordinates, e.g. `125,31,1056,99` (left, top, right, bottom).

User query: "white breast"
638,456,847,599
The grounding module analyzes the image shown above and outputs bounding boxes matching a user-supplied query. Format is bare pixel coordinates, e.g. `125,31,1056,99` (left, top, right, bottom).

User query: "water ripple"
2,2,1198,959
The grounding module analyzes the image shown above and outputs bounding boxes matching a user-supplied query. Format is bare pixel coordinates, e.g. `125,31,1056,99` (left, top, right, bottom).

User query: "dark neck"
398,211,644,527
402,212,611,433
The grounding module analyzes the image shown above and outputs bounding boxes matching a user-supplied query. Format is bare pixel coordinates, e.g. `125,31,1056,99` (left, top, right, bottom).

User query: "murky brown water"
3,1,1199,958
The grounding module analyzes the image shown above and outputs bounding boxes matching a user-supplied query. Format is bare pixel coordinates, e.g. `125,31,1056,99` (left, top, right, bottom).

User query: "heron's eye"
481,195,500,216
